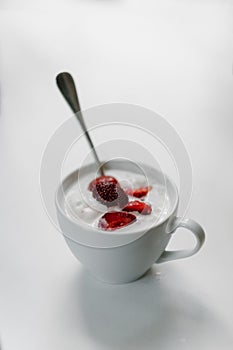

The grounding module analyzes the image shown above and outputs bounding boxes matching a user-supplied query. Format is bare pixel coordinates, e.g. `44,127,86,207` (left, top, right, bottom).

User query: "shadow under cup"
55,160,204,284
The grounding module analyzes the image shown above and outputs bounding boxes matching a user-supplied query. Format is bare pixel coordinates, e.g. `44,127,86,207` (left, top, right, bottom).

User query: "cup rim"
55,161,179,237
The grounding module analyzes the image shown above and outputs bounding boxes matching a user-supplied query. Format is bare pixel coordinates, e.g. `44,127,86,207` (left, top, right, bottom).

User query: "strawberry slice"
92,182,128,208
125,186,152,198
98,211,137,231
88,175,118,191
123,200,152,215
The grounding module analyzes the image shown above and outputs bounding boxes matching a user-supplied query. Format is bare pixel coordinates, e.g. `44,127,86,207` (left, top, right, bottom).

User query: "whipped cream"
64,170,171,232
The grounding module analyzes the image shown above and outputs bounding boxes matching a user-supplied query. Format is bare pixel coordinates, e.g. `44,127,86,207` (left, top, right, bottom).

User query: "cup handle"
156,217,205,263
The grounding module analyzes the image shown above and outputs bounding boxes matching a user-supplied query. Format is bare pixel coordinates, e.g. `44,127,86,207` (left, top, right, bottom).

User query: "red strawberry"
123,200,152,215
125,186,152,198
92,182,128,208
98,211,136,231
88,175,118,191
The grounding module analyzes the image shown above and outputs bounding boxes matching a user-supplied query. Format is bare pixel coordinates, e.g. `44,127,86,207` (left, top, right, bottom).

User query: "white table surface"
0,1,233,349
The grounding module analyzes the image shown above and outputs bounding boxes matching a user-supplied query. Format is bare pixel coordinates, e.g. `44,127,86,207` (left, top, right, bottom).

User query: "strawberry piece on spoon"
123,200,152,215
92,182,128,208
98,211,136,231
88,175,118,191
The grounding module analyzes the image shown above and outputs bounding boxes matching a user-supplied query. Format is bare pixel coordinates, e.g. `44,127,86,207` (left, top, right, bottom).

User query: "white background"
0,1,233,349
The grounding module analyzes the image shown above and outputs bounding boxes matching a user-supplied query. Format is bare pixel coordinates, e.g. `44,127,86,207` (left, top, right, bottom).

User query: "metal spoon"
56,72,104,175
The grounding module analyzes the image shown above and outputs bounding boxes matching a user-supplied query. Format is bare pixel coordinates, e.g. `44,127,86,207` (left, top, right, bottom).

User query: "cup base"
84,267,151,285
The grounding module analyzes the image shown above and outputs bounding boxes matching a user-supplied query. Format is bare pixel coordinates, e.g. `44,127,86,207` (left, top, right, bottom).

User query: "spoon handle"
56,72,104,175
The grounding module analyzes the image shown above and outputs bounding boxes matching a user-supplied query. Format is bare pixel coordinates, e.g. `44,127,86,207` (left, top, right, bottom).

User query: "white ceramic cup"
56,162,205,284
